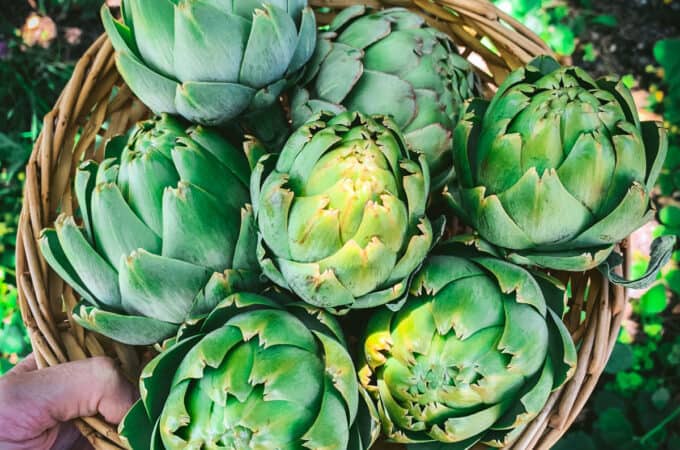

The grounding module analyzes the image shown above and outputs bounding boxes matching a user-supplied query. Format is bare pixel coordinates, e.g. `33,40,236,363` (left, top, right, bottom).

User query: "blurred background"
0,0,679,448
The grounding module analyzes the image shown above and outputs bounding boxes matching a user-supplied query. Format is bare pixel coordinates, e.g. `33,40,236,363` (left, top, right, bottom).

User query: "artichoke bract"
359,241,577,448
291,5,478,191
101,0,316,126
447,56,667,271
251,111,440,313
39,115,259,345
120,292,377,450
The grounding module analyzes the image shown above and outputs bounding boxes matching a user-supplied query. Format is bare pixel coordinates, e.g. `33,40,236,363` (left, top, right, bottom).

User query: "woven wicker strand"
16,1,628,449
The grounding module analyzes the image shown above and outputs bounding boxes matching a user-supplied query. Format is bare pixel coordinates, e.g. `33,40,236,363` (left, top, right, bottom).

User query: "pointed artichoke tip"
168,181,190,199
38,227,51,240
241,203,254,215
391,282,404,295
253,5,271,17
126,248,146,264
416,218,431,235
54,212,69,225
94,182,115,193
315,268,336,285
74,304,97,324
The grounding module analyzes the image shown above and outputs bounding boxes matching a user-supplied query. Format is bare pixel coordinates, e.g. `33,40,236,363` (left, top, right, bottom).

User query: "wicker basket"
16,0,629,449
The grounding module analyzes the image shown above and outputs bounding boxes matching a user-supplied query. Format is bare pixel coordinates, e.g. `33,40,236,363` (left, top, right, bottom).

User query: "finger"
9,354,37,375
0,356,137,438
0,426,59,450
0,423,89,450
45,357,137,424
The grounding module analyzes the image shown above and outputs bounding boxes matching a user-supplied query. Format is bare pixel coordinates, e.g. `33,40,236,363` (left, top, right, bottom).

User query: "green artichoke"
39,115,259,345
447,56,667,271
101,0,316,126
291,5,478,191
120,292,378,450
359,240,577,448
251,111,440,313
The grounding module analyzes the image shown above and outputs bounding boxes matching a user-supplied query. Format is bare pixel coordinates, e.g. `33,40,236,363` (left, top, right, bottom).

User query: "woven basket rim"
15,1,628,449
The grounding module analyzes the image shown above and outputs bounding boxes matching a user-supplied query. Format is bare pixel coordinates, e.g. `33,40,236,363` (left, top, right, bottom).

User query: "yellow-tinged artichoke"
359,240,577,448
251,111,442,313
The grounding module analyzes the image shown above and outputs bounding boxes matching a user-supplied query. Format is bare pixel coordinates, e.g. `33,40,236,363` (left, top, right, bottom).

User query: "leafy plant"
30,0,101,20
493,0,623,58
0,1,102,370
653,39,680,127
554,293,680,450
493,0,579,56
653,39,680,205
0,269,30,374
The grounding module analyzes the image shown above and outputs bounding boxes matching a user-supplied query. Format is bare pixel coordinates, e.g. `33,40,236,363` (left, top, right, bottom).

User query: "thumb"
2,357,137,429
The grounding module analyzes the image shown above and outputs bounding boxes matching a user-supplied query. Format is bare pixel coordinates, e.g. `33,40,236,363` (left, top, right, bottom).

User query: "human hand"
0,354,136,450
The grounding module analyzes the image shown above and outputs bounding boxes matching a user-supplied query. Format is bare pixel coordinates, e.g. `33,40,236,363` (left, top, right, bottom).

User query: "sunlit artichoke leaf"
72,302,177,346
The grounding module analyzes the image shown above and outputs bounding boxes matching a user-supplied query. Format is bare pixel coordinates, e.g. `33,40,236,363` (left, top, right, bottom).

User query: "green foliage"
32,0,101,18
492,0,621,57
582,42,597,62
638,283,668,316
556,431,598,450
556,299,680,450
621,74,636,89
654,39,680,126
653,39,680,201
0,270,30,374
0,36,75,156
494,0,579,55
0,1,101,369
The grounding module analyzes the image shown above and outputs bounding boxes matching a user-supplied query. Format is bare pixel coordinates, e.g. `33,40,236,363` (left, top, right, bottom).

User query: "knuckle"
89,357,121,383
90,356,117,372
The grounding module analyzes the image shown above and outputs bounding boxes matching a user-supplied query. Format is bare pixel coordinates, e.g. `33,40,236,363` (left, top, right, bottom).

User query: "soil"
570,0,680,88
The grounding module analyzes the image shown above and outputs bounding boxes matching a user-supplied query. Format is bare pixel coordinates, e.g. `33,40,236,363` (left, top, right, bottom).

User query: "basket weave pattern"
16,1,628,449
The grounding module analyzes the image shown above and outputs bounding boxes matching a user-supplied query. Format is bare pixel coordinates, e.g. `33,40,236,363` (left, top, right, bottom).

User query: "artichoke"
447,56,667,271
251,111,440,313
359,240,577,448
291,5,478,191
101,0,316,126
120,292,378,450
40,115,259,345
